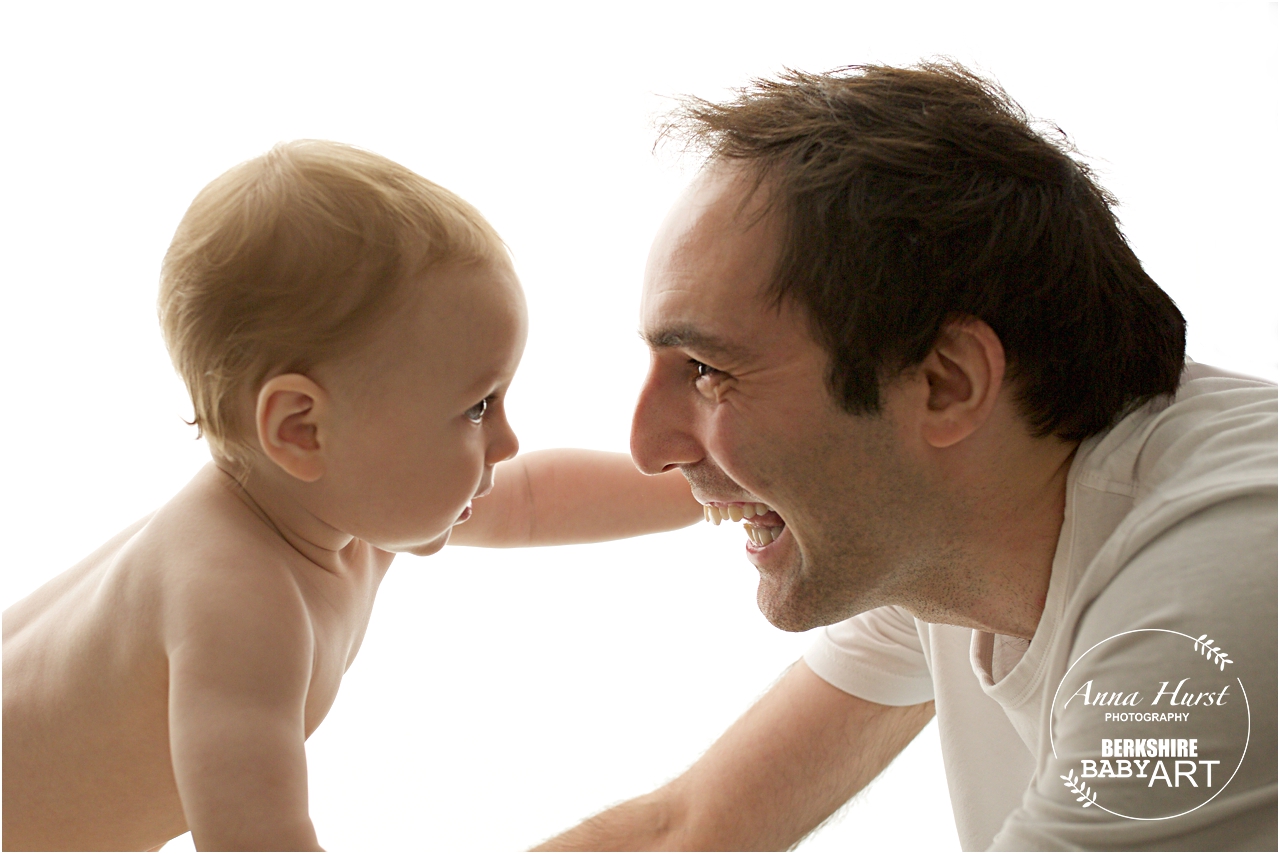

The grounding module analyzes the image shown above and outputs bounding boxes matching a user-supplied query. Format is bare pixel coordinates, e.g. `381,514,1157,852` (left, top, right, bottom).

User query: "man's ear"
255,374,329,482
916,318,1006,449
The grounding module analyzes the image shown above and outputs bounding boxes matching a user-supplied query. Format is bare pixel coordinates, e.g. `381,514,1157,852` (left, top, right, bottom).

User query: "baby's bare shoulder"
148,470,317,654
7,466,316,646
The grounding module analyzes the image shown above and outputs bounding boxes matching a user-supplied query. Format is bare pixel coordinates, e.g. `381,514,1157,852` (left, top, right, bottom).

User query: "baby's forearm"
451,449,701,547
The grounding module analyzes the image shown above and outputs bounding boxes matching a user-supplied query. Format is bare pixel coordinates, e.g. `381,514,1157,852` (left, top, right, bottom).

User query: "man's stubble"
685,409,983,633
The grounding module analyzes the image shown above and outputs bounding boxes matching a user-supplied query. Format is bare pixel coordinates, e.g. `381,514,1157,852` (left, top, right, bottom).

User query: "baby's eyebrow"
640,325,753,363
462,366,508,398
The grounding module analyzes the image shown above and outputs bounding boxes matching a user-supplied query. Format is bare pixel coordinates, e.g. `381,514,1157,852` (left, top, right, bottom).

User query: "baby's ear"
255,374,329,482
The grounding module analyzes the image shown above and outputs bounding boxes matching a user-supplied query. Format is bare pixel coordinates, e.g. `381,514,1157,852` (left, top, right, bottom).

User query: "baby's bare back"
3,510,185,851
3,465,387,851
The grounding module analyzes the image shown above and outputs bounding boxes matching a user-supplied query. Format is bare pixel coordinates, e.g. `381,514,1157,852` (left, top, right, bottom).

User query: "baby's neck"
209,461,367,576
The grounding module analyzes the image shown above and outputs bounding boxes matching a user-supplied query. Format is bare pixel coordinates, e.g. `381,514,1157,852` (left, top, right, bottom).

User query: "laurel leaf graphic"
1193,634,1232,670
1062,767,1099,809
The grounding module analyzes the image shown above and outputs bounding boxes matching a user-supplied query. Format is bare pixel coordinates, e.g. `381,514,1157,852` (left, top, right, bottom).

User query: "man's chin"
755,560,868,633
756,575,830,633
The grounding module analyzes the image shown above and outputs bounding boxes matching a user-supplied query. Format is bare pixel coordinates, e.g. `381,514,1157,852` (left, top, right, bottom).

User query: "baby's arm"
449,449,701,548
164,561,320,851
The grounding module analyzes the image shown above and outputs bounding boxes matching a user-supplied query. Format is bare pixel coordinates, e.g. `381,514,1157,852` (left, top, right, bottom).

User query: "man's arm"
534,660,935,851
449,449,702,548
165,565,321,851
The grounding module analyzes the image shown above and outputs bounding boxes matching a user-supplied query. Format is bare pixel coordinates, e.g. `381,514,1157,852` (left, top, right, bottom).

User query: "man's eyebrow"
639,326,752,361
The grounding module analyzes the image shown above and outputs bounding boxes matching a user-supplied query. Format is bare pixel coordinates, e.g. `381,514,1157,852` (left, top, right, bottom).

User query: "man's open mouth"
702,502,786,546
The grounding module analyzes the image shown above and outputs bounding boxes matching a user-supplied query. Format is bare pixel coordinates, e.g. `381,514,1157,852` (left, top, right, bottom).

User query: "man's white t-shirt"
804,365,1277,850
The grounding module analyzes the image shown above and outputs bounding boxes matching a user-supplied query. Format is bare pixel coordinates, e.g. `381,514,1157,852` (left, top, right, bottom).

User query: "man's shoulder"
1081,492,1276,642
1137,367,1276,494
1081,364,1275,500
1058,366,1276,741
1073,365,1274,577
1075,363,1276,647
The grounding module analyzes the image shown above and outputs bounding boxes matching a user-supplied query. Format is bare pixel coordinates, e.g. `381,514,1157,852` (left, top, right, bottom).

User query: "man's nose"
630,359,704,475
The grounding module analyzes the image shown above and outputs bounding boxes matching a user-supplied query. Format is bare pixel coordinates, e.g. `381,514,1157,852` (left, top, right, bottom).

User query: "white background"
2,2,1275,851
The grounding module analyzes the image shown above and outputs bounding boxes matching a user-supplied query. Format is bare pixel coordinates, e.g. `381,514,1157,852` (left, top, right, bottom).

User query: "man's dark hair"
664,61,1186,441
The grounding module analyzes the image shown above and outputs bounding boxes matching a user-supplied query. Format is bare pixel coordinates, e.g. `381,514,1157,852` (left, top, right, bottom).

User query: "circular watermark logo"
1049,629,1250,821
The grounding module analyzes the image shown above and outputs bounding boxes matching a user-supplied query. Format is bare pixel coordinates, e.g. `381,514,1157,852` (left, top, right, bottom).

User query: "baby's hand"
449,449,700,548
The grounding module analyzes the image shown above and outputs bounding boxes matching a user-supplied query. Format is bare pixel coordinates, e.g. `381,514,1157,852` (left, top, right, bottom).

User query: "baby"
2,141,700,851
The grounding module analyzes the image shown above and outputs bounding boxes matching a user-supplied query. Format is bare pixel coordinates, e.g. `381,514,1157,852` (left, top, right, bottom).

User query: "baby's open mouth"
702,502,786,547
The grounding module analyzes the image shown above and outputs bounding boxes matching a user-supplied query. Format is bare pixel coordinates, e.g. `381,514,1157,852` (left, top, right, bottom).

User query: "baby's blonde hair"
159,140,507,467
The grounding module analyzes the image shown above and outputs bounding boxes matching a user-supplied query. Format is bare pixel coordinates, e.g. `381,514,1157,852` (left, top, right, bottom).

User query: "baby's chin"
402,528,452,557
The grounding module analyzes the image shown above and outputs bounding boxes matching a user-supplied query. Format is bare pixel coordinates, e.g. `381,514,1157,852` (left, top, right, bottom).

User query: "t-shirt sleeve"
990,494,1278,851
803,605,935,706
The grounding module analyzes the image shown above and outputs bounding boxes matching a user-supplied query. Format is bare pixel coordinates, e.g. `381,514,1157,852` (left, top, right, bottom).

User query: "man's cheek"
705,422,760,489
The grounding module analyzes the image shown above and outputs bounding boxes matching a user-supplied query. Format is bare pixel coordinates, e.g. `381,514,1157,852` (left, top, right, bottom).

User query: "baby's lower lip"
456,504,472,523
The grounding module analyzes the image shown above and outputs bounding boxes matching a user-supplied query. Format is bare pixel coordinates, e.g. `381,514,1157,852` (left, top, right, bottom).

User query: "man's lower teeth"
745,524,780,546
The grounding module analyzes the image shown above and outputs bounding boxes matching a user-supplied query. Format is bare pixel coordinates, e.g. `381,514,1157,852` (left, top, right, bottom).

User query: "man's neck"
962,443,1074,639
900,432,1078,641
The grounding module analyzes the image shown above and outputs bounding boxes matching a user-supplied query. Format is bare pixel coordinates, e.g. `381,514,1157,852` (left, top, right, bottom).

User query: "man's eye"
692,360,721,379
689,360,730,401
465,399,489,423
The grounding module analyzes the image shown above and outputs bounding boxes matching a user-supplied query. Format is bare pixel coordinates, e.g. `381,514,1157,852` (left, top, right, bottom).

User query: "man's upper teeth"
702,503,775,525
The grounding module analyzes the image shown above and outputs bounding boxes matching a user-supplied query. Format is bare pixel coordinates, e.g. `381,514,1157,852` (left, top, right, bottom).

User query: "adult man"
537,63,1276,850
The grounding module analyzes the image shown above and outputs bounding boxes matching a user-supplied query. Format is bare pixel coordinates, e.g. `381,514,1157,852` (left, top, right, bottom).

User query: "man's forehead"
649,168,776,271
640,169,778,338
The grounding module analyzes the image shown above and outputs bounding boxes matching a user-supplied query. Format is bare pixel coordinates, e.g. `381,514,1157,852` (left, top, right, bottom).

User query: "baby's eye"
465,398,489,424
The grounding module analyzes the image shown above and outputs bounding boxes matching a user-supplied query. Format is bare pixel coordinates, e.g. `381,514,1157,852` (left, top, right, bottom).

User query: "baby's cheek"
431,455,481,511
